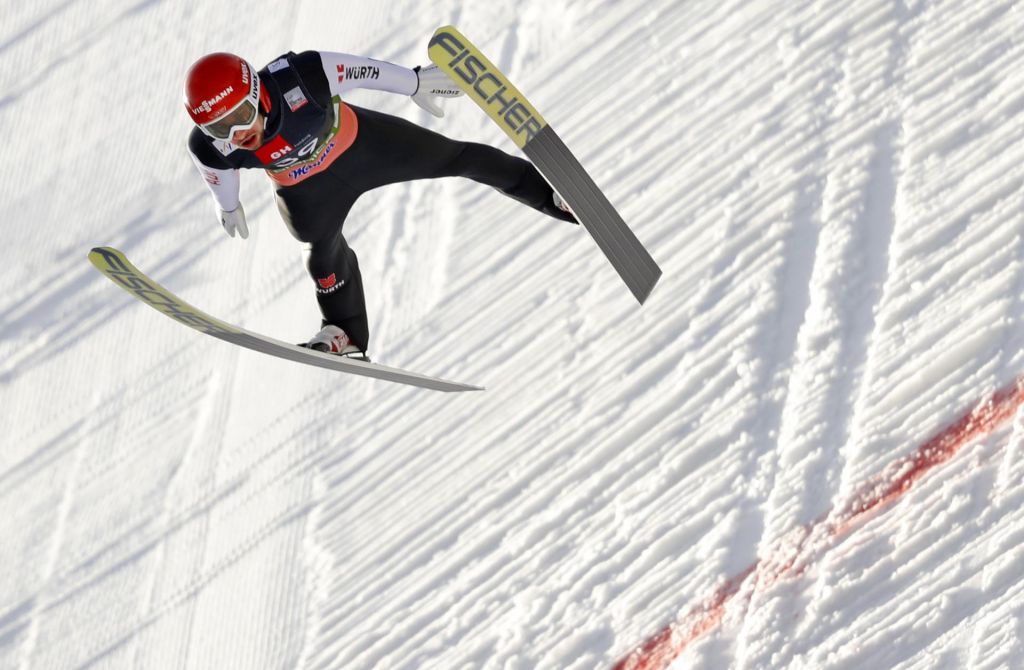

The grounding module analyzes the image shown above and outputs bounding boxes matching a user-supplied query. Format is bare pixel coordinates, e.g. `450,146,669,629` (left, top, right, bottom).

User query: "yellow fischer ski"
428,26,662,304
428,27,547,149
88,247,482,392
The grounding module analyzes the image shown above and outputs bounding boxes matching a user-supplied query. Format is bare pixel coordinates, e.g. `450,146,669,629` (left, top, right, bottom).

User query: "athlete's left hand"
220,204,249,239
411,64,463,118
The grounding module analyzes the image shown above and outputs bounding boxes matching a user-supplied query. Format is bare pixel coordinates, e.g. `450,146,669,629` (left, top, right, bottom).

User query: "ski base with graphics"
428,25,662,305
88,247,483,393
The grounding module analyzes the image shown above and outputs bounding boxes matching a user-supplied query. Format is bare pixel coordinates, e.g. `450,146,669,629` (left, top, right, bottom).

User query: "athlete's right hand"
411,64,463,118
220,204,249,239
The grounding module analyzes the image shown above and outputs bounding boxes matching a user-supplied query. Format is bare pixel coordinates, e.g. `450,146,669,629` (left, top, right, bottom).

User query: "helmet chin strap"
259,84,272,114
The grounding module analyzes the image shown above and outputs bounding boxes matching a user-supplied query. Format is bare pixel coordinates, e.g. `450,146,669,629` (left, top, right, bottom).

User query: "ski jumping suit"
188,50,573,352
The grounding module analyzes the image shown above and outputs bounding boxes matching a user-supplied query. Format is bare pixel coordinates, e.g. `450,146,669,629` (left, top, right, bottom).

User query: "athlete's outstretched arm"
316,51,462,117
317,52,418,96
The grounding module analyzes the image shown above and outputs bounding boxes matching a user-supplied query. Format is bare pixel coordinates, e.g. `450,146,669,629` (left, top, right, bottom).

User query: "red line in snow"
612,377,1024,670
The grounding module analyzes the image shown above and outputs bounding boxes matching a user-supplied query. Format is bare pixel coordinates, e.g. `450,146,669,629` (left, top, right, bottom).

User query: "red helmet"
183,52,261,140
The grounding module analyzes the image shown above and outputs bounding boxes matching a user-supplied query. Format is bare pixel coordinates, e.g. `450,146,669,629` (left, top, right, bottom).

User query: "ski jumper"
188,50,572,352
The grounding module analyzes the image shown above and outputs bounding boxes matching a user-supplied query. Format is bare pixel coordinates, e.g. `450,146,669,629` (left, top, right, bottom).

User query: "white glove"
411,64,463,118
220,204,249,239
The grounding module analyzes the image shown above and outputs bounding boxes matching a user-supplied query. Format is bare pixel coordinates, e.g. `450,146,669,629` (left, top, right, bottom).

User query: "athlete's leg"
305,234,370,352
345,106,575,223
437,142,576,222
274,176,371,352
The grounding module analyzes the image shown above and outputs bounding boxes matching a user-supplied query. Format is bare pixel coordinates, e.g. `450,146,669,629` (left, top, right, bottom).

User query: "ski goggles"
199,74,261,141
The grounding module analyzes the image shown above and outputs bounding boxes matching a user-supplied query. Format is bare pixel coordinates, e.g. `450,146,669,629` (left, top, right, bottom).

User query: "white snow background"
3,0,1024,668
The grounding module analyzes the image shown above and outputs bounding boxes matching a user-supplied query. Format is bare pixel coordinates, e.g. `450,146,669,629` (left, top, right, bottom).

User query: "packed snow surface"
3,0,1024,668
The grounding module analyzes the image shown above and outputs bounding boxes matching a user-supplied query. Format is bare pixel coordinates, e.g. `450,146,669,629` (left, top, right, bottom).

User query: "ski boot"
300,325,364,358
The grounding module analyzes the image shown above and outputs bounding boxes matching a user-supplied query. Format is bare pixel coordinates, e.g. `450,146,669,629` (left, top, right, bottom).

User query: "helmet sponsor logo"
336,64,380,83
192,86,235,116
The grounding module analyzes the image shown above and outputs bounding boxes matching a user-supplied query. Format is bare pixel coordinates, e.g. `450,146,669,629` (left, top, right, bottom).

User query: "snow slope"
3,0,1024,668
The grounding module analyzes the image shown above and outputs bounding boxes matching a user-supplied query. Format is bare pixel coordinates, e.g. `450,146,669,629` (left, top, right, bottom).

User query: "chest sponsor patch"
284,86,308,111
254,135,295,164
267,58,290,73
213,139,237,156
